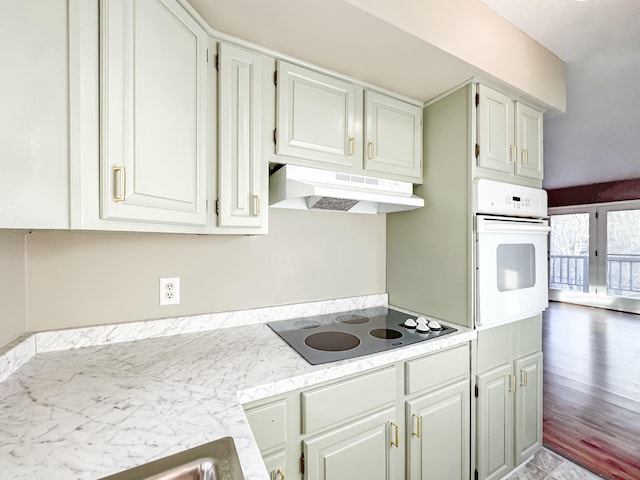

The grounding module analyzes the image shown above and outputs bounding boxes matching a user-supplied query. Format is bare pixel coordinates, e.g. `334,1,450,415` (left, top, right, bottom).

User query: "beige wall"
23,208,386,331
0,232,27,347
345,0,566,112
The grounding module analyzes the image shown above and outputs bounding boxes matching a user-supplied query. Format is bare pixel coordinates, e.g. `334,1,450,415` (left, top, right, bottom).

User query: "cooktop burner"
268,306,457,365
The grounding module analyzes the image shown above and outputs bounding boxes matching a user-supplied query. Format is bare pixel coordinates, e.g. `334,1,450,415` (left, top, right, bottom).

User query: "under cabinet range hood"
269,165,424,214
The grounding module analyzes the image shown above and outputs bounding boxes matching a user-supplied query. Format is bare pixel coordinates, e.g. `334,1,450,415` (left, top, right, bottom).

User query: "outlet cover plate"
160,277,180,306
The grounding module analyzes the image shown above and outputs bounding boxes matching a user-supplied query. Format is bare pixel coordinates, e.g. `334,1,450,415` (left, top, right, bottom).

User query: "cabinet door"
101,0,208,226
276,61,362,169
407,379,470,480
514,352,543,465
218,43,269,230
303,407,398,480
476,85,514,175
476,364,514,480
364,90,422,182
263,450,286,480
514,102,544,181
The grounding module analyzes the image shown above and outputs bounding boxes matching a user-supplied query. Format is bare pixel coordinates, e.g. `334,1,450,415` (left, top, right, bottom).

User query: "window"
549,201,640,314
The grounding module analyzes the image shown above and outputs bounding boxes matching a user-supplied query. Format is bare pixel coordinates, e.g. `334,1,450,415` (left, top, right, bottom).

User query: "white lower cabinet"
244,397,289,480
407,380,470,480
514,352,543,465
262,450,286,480
304,407,398,480
475,316,543,480
405,344,470,480
476,363,513,480
245,344,471,480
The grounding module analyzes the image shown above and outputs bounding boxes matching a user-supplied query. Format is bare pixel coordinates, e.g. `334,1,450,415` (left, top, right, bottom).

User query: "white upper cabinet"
364,90,422,182
514,102,544,181
476,84,543,185
216,42,273,233
276,60,362,169
100,0,208,226
275,61,423,183
0,0,70,229
476,86,514,175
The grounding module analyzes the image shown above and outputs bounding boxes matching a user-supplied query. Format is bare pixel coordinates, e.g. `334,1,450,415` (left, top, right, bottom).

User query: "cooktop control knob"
427,320,442,330
404,318,418,328
416,323,431,333
416,316,427,325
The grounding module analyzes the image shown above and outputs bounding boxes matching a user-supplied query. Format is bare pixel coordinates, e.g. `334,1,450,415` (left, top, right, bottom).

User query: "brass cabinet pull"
520,369,528,387
348,137,355,156
509,144,517,164
390,421,399,448
412,413,422,438
113,166,125,202
253,195,260,217
509,374,516,392
270,468,285,480
520,148,527,166
368,141,374,160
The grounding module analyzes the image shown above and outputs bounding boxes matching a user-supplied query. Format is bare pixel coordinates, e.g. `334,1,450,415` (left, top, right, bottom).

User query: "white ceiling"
481,0,640,189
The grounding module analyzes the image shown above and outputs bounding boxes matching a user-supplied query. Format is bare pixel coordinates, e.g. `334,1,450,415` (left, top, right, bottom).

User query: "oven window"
496,244,536,291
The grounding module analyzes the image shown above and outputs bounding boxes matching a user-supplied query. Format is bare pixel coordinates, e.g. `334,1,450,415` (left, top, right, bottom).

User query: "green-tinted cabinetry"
475,316,543,480
244,343,471,480
275,61,423,183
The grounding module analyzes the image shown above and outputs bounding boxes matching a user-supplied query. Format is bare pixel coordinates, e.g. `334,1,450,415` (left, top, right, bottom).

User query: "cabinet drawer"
301,367,396,434
405,344,469,395
245,399,287,452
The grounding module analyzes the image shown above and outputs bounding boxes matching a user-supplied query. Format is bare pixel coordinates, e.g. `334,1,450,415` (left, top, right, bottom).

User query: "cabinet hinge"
273,128,278,145
475,468,479,480
475,143,480,158
215,54,219,71
475,92,480,107
299,453,305,474
475,385,479,398
274,70,278,86
215,198,220,216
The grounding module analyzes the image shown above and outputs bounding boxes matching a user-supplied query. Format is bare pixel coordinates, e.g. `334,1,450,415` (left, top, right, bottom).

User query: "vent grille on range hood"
269,165,424,214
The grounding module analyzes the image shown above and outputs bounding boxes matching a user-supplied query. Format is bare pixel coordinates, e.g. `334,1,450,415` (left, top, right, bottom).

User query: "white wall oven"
474,179,550,329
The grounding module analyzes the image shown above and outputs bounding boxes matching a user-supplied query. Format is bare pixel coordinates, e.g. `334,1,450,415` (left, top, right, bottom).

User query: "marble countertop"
0,296,476,479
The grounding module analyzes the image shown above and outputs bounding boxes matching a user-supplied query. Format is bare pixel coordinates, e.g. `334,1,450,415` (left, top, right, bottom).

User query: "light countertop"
0,296,475,479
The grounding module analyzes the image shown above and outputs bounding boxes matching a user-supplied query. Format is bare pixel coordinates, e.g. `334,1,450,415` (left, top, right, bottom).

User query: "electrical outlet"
159,277,180,306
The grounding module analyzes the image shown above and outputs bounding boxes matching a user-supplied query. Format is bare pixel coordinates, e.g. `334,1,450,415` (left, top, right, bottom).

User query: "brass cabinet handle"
368,141,374,160
520,148,527,166
348,137,355,156
270,468,285,480
253,195,260,217
520,369,528,387
113,166,125,202
412,413,422,438
509,374,516,392
509,145,517,164
390,421,399,448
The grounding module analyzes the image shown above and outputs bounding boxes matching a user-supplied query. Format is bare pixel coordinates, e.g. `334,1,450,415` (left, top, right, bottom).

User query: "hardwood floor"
542,301,640,480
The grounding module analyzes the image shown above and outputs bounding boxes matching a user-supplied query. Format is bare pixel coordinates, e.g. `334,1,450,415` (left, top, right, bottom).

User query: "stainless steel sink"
100,437,244,480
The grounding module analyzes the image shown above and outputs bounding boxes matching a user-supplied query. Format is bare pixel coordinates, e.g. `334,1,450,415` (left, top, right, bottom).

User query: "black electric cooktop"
268,306,457,365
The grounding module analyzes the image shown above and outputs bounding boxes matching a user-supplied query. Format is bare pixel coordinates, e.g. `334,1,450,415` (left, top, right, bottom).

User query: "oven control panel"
473,179,547,217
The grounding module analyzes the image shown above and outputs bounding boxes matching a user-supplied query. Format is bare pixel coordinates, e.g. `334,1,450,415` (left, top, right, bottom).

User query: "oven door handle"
479,221,550,234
